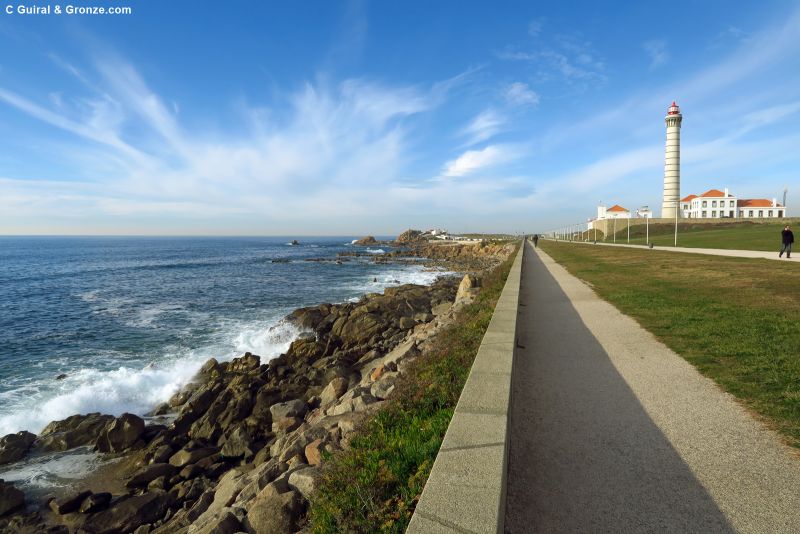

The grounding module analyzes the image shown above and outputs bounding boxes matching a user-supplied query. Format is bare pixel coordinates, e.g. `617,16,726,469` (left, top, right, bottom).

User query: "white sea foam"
0,319,302,436
365,248,386,254
0,447,117,496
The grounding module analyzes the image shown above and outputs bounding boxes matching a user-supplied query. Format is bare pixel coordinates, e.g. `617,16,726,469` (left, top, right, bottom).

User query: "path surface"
562,239,794,262
505,241,800,533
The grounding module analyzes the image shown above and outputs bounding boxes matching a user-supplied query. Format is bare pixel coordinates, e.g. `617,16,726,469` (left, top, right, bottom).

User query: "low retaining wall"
406,241,524,533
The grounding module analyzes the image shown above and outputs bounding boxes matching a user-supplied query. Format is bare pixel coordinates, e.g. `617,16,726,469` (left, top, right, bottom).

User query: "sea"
0,236,448,438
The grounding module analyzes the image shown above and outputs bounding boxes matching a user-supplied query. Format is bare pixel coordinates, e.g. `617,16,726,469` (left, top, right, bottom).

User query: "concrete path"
563,239,795,262
505,241,800,533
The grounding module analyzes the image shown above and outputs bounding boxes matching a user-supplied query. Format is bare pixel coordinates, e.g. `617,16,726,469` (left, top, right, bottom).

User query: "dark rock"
0,431,36,465
36,413,114,452
126,463,177,488
0,479,25,517
220,426,253,459
82,491,173,534
95,413,146,453
353,235,378,245
79,492,111,513
49,490,91,515
169,447,218,467
55,373,67,380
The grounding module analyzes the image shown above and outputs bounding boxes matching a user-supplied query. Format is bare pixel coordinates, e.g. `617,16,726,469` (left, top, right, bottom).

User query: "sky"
1,0,799,235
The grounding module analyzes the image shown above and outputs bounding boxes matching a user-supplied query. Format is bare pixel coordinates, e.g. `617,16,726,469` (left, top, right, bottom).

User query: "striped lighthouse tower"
661,101,682,219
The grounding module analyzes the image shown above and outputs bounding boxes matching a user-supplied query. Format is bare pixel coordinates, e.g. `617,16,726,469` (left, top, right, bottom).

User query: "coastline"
0,238,514,533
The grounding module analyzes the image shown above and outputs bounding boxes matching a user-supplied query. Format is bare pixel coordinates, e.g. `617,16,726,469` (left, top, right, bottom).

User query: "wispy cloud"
441,145,514,178
498,32,606,86
504,82,539,107
459,109,505,146
528,18,544,37
643,40,669,69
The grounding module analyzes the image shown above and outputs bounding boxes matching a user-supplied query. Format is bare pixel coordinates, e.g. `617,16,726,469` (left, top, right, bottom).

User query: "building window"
739,210,743,217
712,200,717,207
730,201,735,207
729,211,734,217
758,210,763,217
702,211,707,218
702,201,707,207
749,210,754,217
712,210,717,217
779,210,784,217
769,210,773,217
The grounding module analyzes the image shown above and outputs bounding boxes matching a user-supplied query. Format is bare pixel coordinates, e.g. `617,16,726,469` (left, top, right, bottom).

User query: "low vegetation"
308,247,517,533
539,240,800,447
594,220,797,251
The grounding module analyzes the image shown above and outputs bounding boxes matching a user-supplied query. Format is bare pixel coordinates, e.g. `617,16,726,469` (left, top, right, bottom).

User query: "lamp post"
646,215,649,246
613,218,617,244
674,198,679,247
627,216,630,244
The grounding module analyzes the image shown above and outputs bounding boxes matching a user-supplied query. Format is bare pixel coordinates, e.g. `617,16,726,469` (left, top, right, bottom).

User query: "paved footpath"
568,239,795,262
505,241,800,533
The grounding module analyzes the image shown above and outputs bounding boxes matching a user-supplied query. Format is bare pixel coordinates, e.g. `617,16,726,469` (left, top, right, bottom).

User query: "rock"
245,489,303,534
353,235,377,245
169,447,218,467
288,466,322,500
95,413,146,453
432,302,451,316
369,365,386,382
220,426,253,459
0,479,25,517
189,507,242,534
36,413,114,452
396,229,424,243
150,444,174,464
270,400,307,433
186,489,215,522
371,376,397,400
49,490,92,515
179,463,203,480
0,431,36,465
319,377,348,406
304,439,324,466
55,373,67,380
79,492,111,513
398,317,416,330
126,463,177,488
455,274,480,305
83,491,173,534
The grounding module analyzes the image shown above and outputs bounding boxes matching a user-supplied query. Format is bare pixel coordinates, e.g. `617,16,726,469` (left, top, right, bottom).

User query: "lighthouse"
661,101,682,219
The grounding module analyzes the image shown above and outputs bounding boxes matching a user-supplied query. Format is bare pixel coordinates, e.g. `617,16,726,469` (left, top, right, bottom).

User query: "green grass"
308,247,517,533
539,240,800,446
601,220,794,251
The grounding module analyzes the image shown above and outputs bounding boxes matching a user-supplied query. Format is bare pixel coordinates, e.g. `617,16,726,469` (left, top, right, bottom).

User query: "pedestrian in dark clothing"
533,234,539,247
780,225,794,258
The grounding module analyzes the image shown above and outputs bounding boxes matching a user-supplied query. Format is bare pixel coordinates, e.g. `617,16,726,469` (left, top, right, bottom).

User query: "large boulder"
95,413,145,453
353,235,378,245
36,413,114,452
319,377,348,406
455,274,480,305
169,446,218,467
0,479,25,517
0,431,36,465
49,490,92,515
396,229,424,243
245,488,304,534
82,491,173,533
126,463,177,488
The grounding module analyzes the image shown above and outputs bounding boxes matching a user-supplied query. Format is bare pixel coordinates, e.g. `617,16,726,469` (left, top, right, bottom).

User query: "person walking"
779,224,794,258
533,234,539,248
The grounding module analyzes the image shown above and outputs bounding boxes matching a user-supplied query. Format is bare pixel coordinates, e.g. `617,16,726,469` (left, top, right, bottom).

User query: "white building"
635,206,653,218
681,188,787,218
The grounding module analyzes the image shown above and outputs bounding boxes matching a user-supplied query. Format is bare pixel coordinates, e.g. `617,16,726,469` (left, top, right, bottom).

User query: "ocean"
0,236,447,438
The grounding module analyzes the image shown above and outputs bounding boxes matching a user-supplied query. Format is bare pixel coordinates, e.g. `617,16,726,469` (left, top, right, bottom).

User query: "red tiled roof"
607,204,628,212
681,194,697,202
738,199,780,208
700,189,727,198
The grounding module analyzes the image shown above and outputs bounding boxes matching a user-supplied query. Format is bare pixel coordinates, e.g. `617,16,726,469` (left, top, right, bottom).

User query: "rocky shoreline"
0,238,514,534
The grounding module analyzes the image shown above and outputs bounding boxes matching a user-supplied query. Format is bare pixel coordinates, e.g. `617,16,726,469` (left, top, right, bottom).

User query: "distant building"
601,204,630,219
635,206,653,218
681,188,787,218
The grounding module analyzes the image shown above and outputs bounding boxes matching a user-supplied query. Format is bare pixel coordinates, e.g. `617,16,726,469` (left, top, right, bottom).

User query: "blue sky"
1,0,799,235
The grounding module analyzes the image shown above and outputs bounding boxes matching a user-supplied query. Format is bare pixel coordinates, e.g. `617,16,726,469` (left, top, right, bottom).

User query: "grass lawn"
308,246,517,533
539,240,800,447
593,220,794,251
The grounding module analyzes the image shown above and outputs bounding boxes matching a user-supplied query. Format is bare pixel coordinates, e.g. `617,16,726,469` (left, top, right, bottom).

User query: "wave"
365,248,386,254
0,319,302,436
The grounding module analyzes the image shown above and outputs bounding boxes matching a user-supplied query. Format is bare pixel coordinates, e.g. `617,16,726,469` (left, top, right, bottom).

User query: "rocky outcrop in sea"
0,240,513,534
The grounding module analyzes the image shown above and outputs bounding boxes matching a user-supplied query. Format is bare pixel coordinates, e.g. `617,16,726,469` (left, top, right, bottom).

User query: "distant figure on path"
780,225,794,258
533,234,539,247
